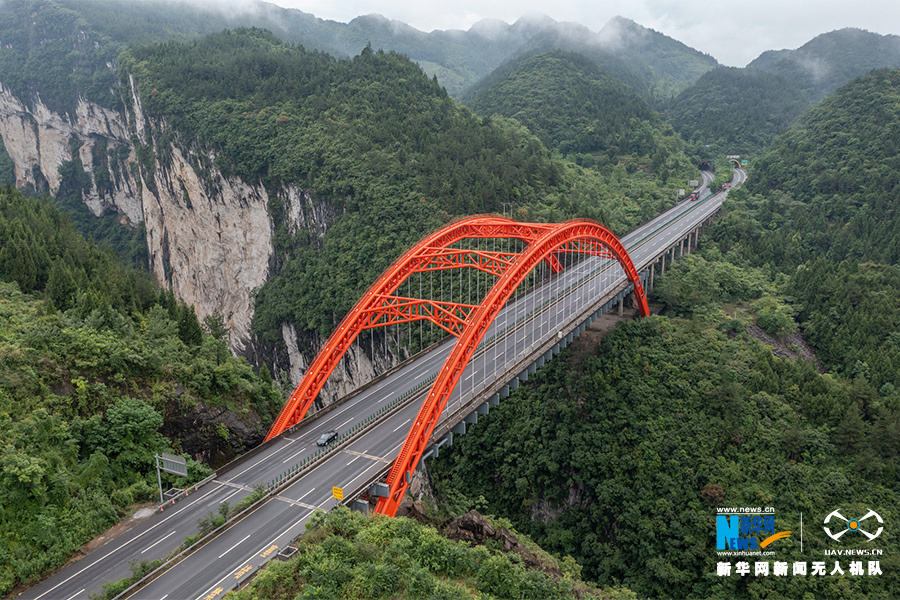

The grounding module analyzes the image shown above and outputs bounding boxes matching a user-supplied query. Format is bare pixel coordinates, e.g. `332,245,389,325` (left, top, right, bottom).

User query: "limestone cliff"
0,77,394,410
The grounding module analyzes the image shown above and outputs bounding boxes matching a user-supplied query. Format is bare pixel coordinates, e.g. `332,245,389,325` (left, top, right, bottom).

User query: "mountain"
665,66,810,154
463,50,691,179
596,16,718,100
225,505,634,599
747,28,900,101
0,185,281,595
35,0,718,101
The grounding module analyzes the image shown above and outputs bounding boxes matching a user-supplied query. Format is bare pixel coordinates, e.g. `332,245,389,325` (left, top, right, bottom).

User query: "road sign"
158,452,188,476
688,180,699,187
678,189,686,197
332,486,344,500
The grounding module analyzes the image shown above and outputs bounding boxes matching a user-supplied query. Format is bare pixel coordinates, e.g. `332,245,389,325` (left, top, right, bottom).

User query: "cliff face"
0,78,391,406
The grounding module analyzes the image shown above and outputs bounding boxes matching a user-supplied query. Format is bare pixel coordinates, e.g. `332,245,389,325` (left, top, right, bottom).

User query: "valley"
1,2,899,599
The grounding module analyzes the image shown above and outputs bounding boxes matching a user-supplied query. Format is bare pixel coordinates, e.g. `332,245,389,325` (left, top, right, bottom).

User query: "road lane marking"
140,530,177,554
193,510,312,600
338,417,354,428
414,371,426,379
31,483,224,600
64,589,84,600
281,447,307,464
274,496,317,509
392,419,411,432
218,533,252,559
298,487,316,501
347,455,360,466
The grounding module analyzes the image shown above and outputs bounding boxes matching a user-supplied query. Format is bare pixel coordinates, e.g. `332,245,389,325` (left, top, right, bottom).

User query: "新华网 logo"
716,511,791,551
823,509,883,542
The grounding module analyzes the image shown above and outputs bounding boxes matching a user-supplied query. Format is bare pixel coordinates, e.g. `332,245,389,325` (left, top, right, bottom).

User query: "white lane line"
32,483,224,600
338,417,354,429
227,445,291,482
281,447,307,464
160,595,168,600
218,533,252,559
207,488,242,507
464,372,474,380
347,455,360,466
298,487,316,501
140,530,177,554
195,515,312,600
64,589,84,600
414,371,426,379
378,394,391,403
392,418,411,432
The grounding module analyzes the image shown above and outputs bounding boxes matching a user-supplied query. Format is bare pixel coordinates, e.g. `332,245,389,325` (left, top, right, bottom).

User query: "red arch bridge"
264,215,652,515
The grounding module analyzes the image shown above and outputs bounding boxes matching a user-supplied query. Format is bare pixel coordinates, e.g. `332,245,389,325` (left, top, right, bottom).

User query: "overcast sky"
263,0,900,66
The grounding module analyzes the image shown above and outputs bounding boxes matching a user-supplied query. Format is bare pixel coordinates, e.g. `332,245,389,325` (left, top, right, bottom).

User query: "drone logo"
823,509,884,542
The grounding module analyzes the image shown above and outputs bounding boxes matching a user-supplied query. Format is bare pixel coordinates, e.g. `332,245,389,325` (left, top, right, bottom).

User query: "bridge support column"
649,261,655,289
660,255,665,276
618,296,624,316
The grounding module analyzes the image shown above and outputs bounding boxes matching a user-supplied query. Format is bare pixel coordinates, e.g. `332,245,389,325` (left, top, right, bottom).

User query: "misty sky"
266,0,900,66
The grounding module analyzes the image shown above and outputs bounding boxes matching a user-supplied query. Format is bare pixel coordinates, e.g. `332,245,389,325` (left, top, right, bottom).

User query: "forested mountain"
0,186,281,594
226,506,635,600
429,67,900,600
747,28,900,102
115,29,693,346
432,310,900,598
464,50,690,177
666,67,810,154
725,68,900,390
1,0,718,106
667,29,900,157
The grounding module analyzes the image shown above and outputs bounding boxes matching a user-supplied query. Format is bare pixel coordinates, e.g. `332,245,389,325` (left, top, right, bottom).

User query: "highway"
20,168,740,600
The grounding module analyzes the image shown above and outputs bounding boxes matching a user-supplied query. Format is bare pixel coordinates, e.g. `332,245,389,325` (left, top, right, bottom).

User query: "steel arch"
264,215,560,442
373,218,648,515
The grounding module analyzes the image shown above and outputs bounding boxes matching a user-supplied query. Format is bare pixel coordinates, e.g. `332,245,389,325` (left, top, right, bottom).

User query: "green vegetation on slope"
748,28,900,103
229,505,634,600
597,16,719,103
666,67,810,155
0,186,281,594
0,0,122,115
0,138,15,185
432,309,900,598
118,29,696,344
465,50,691,181
431,69,900,598
716,68,900,390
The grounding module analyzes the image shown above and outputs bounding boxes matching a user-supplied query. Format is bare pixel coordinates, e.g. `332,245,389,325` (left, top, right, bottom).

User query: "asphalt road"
20,168,740,600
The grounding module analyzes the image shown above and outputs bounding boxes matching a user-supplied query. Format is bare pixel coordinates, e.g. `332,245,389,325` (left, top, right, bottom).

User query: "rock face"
444,510,551,573
0,77,392,411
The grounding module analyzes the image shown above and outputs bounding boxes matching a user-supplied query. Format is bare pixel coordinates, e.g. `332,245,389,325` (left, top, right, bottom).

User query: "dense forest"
720,68,900,391
464,50,691,177
747,28,900,102
431,308,900,598
227,506,636,600
0,186,281,595
118,29,697,344
666,67,810,154
432,67,900,599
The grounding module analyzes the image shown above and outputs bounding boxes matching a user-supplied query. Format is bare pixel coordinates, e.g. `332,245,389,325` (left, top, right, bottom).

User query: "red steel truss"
373,219,648,515
264,215,557,442
263,217,649,515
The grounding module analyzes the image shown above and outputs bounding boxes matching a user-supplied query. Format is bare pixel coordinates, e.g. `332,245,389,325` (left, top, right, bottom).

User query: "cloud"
268,0,900,66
